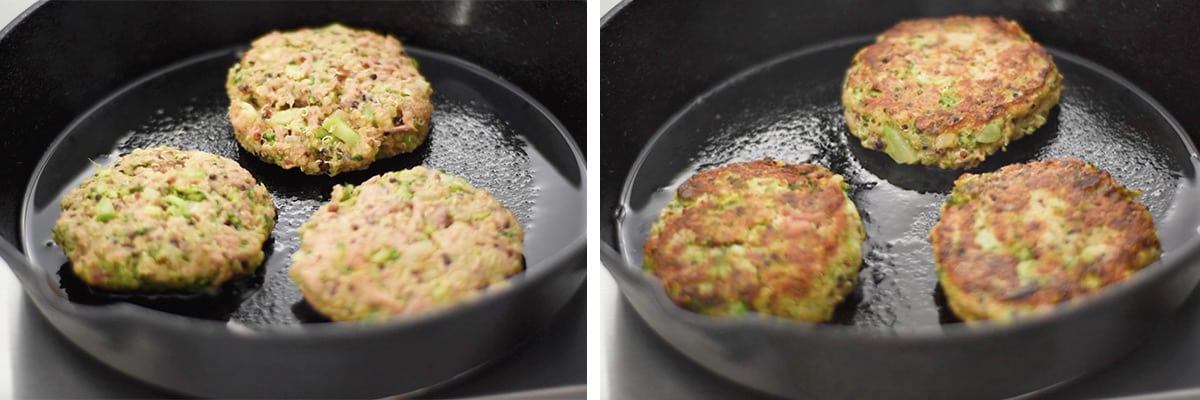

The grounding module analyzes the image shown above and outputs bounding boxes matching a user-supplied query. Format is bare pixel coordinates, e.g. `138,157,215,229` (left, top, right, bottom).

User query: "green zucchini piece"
883,125,919,164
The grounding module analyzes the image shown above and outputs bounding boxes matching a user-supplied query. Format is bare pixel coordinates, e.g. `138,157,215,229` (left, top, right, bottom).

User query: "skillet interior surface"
616,36,1200,330
21,45,585,326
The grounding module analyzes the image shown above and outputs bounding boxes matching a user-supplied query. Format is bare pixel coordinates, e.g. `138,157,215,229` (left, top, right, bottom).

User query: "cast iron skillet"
602,1,1200,399
0,1,584,398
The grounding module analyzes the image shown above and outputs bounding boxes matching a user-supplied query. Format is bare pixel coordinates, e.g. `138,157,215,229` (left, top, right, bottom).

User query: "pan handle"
0,237,43,292
599,243,635,281
599,242,666,304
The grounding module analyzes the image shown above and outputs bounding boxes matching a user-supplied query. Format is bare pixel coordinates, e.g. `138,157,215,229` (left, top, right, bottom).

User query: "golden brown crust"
931,158,1161,321
643,159,865,321
851,16,1054,134
843,16,1063,168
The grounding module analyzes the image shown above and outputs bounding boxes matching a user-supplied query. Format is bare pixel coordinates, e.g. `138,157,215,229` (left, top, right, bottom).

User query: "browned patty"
643,159,865,322
931,158,1161,321
843,16,1063,168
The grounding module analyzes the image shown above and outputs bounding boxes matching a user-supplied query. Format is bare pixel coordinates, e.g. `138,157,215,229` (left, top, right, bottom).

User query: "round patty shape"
51,147,276,291
227,23,433,176
642,159,865,322
931,159,1161,322
843,16,1063,169
289,166,524,321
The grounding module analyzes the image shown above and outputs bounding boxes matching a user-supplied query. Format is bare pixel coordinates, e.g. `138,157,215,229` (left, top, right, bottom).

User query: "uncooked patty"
227,23,434,176
643,159,865,322
52,146,276,291
931,158,1161,322
843,16,1063,169
289,166,524,321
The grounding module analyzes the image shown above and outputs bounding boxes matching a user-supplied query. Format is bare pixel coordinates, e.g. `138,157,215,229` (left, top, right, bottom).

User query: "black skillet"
0,1,584,398
602,1,1200,398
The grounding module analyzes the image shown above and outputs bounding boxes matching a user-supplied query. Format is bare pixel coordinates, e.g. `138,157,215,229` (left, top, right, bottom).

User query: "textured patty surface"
52,147,276,291
843,16,1063,169
643,159,865,322
289,166,524,321
931,159,1161,322
227,23,433,176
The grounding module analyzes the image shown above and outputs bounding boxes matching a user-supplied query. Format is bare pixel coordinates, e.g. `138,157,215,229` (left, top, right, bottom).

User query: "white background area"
586,0,621,399
0,2,47,398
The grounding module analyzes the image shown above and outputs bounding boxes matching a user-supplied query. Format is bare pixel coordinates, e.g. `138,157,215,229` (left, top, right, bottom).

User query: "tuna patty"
289,166,524,321
843,16,1063,169
642,159,865,322
52,147,276,291
931,159,1161,322
227,23,433,176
